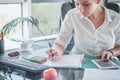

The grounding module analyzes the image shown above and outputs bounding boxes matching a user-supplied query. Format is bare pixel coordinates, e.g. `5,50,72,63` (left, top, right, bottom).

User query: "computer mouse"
8,51,20,57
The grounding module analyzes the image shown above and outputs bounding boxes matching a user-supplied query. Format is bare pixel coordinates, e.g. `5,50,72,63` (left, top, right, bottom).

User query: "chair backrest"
59,0,75,27
61,0,75,20
59,1,75,54
59,0,120,54
105,2,120,13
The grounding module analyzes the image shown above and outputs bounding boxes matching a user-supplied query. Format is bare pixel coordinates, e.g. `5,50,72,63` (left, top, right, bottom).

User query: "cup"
20,40,33,51
0,39,4,55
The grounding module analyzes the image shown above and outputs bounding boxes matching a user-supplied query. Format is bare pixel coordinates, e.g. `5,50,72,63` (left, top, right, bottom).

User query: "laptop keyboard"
0,56,50,73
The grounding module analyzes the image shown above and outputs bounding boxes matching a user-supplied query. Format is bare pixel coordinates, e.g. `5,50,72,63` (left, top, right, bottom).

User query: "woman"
46,0,120,62
46,0,120,79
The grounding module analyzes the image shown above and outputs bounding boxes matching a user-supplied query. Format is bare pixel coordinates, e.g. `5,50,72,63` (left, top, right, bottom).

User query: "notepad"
43,54,84,68
24,56,47,64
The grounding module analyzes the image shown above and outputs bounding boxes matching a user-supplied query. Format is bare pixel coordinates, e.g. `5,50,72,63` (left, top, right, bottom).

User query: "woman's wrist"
107,50,114,56
52,43,64,54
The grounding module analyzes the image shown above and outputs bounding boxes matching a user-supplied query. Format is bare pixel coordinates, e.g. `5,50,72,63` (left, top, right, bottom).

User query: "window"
0,0,29,39
0,4,22,38
31,0,67,39
0,0,29,50
0,0,68,40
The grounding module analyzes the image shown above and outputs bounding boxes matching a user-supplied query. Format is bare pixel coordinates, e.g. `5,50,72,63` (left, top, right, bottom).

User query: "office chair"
59,0,75,27
59,0,75,54
59,0,120,54
105,2,120,13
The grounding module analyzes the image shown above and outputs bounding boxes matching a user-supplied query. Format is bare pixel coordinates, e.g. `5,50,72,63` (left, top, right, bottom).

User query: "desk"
3,41,120,80
82,55,120,69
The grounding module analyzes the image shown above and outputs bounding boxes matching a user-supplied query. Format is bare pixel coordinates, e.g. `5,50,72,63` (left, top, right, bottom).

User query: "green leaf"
1,16,39,36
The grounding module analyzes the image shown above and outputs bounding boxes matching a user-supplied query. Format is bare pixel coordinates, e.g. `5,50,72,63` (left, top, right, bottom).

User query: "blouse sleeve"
54,11,74,48
115,16,120,46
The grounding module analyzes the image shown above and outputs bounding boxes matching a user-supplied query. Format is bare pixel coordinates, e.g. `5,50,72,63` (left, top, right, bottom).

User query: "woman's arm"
110,46,120,56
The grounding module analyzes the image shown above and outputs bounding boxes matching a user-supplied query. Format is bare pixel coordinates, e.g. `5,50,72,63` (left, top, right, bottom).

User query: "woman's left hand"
96,50,114,60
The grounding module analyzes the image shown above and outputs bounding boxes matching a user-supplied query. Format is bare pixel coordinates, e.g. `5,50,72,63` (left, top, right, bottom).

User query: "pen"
49,49,56,60
48,42,54,58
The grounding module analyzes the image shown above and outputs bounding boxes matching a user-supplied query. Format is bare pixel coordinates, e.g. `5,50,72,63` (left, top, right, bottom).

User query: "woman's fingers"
96,53,101,58
113,56,119,61
46,49,61,61
96,51,115,60
101,51,107,60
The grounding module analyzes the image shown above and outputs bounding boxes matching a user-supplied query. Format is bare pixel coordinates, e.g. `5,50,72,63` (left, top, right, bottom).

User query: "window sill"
32,34,58,42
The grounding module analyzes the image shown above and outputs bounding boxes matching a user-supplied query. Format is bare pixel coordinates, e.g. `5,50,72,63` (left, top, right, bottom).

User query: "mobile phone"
92,59,119,69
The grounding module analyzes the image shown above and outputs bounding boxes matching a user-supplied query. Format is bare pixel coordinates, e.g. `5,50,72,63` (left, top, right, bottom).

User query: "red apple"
43,68,57,80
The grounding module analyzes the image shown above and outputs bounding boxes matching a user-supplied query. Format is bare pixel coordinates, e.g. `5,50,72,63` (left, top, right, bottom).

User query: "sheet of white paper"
43,54,84,68
83,69,120,80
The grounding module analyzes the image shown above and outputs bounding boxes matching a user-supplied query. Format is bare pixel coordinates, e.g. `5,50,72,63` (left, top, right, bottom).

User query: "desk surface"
82,55,120,69
3,41,120,80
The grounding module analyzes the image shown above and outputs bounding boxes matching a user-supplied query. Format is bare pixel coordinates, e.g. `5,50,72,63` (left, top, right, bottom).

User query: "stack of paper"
43,54,84,68
83,69,120,80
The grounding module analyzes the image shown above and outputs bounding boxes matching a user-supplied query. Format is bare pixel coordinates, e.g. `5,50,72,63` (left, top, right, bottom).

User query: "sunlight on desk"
4,38,20,51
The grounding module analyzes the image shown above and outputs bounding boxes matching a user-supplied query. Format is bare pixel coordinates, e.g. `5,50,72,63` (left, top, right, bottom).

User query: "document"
43,54,84,68
83,69,120,80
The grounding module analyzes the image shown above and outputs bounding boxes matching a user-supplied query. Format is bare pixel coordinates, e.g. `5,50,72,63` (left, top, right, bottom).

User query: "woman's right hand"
46,43,64,61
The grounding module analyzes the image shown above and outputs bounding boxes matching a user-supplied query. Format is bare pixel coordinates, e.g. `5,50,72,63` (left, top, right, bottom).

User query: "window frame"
30,0,68,41
0,0,68,41
0,0,25,4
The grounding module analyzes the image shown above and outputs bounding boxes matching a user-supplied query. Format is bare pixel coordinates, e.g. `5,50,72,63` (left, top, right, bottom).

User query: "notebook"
43,54,84,68
24,56,47,64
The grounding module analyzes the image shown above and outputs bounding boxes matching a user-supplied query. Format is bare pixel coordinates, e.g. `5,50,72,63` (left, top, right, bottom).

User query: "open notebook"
43,54,84,68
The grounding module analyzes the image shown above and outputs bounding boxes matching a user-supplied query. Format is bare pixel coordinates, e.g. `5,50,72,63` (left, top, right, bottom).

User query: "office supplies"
83,69,120,80
92,59,119,69
8,51,20,57
0,56,50,73
43,54,84,69
25,56,47,64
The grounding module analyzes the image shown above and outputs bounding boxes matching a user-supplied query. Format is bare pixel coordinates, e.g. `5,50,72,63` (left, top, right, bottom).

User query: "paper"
43,54,84,68
83,69,120,80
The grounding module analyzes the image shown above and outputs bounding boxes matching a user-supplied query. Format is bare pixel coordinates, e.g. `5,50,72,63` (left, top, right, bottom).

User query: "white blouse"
55,7,120,56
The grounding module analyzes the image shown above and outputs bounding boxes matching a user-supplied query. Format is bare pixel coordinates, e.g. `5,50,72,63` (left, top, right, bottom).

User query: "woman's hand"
46,43,64,61
96,50,114,60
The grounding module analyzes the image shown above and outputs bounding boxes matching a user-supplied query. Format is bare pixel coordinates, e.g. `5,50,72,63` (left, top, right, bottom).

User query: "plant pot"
0,39,4,55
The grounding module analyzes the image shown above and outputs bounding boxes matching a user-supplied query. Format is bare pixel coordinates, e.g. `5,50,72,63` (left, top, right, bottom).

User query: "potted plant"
1,16,39,36
0,16,39,52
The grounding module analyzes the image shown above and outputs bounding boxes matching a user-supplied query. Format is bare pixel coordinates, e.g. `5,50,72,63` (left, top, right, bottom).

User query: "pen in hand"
48,43,55,60
49,49,56,61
